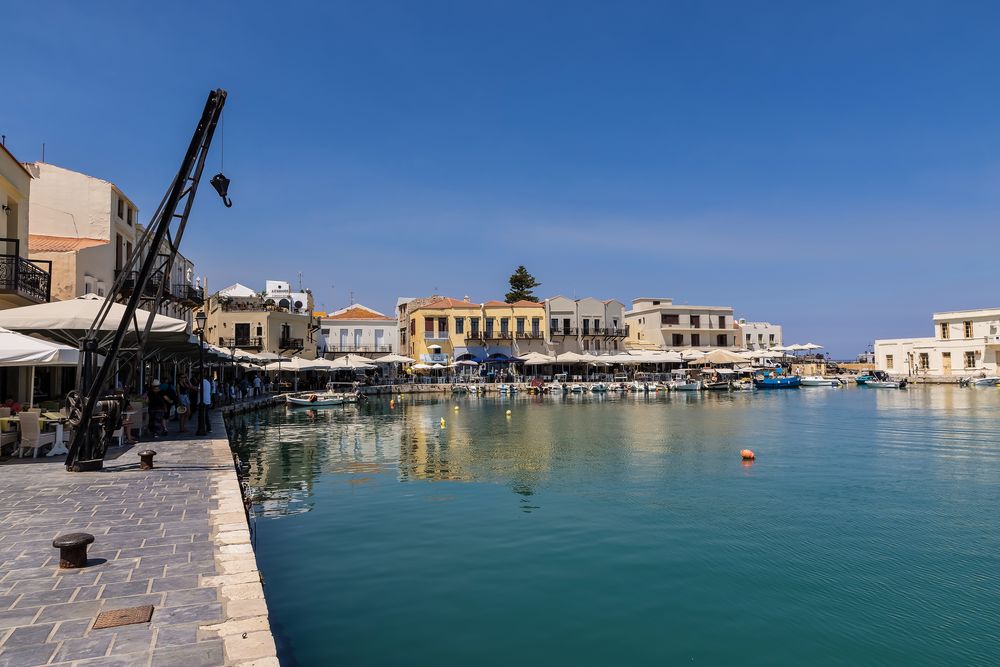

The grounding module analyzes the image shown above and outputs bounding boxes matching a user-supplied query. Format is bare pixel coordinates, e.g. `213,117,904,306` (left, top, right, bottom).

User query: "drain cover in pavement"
92,604,154,629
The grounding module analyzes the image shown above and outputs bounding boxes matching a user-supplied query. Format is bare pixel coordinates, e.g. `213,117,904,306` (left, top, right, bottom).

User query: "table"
0,416,67,457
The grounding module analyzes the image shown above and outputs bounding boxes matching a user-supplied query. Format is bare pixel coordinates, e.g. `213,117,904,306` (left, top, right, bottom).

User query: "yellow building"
402,297,548,363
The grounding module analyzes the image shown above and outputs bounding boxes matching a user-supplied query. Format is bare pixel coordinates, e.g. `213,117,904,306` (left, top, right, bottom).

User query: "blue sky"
5,1,1000,357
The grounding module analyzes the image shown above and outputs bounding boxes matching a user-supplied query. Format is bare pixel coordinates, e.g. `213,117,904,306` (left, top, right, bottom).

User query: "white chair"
17,412,56,458
0,407,11,418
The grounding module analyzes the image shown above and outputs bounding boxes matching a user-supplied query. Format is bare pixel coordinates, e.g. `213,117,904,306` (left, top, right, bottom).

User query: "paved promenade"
0,411,277,667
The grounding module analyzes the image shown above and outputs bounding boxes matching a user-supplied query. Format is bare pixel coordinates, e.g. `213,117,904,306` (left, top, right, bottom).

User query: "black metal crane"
65,89,231,471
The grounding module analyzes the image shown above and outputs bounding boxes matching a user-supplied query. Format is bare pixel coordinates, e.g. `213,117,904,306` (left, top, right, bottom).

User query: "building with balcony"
737,319,783,351
875,308,1000,377
24,162,202,325
317,304,396,359
203,281,317,359
545,296,627,355
0,146,51,308
625,297,738,350
398,296,549,363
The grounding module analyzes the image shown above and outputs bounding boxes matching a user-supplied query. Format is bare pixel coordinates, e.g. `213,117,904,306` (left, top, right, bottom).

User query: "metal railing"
280,337,304,349
324,345,392,353
175,284,205,305
219,337,263,350
0,238,51,303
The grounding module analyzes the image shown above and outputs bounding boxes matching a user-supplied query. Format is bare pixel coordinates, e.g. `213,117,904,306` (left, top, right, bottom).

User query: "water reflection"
227,387,1000,518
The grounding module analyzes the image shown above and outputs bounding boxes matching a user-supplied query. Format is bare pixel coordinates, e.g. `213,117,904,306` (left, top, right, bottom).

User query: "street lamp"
195,310,208,435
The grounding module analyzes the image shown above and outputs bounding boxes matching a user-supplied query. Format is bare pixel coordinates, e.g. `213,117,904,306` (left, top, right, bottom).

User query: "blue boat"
754,376,801,389
855,372,877,385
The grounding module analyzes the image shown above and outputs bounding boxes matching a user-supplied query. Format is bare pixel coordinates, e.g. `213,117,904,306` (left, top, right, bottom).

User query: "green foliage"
505,266,541,303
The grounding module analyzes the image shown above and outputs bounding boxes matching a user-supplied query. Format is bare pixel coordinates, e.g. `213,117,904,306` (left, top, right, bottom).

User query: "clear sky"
5,2,1000,357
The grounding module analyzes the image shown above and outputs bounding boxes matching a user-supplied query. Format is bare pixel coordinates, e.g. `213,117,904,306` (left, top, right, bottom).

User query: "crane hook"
210,173,233,208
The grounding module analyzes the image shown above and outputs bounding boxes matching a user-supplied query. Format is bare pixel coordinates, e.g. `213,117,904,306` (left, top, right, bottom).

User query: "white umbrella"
802,343,823,350
430,363,445,369
686,349,750,366
785,344,808,352
0,328,79,408
255,351,284,361
455,359,479,366
554,351,589,363
412,363,432,370
373,353,415,364
681,349,707,361
0,293,189,348
329,354,377,370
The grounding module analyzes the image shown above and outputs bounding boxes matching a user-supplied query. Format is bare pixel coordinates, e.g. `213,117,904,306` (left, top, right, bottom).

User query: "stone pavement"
0,412,277,667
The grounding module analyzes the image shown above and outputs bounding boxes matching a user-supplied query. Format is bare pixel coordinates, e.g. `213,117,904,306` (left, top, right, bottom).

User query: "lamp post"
195,310,208,436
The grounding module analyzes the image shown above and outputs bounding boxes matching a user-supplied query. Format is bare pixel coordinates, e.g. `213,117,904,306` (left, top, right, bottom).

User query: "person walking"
201,372,213,432
146,380,170,437
177,374,193,433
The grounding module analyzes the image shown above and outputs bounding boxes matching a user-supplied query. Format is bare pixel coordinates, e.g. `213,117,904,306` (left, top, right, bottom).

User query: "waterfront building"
203,280,317,359
317,304,396,359
24,162,202,326
737,319,783,350
625,297,738,350
544,296,628,355
0,149,52,308
398,296,549,363
875,308,1000,377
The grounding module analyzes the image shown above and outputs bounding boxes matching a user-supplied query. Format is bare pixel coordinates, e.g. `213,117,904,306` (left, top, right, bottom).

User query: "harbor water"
228,387,1000,666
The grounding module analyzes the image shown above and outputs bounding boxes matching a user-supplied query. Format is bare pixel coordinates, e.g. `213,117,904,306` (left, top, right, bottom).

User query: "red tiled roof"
484,299,544,308
416,297,482,310
325,306,394,321
29,234,106,252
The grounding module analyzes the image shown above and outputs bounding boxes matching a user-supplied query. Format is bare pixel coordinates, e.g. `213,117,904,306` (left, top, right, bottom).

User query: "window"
691,333,701,346
595,339,601,350
438,317,448,334
612,318,619,330
965,351,976,368
746,334,752,343
582,319,590,334
424,318,434,332
652,300,660,305
672,333,684,346
769,334,775,343
84,280,93,294
532,318,540,336
485,318,494,336
661,314,679,325
455,317,465,334
964,321,973,338
127,206,134,225
320,328,330,335
256,325,262,337
919,353,929,370
550,318,558,332
562,318,571,334
583,339,590,351
516,317,525,334
593,318,600,332
613,341,618,350
117,197,124,218
886,355,894,369
354,329,362,348
410,319,416,336
690,315,701,329
471,317,480,336
940,323,950,339
719,315,726,329
500,317,509,334
340,329,349,348
716,334,727,346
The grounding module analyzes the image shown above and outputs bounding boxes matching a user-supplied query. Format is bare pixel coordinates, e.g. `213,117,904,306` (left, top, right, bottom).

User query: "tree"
505,266,541,303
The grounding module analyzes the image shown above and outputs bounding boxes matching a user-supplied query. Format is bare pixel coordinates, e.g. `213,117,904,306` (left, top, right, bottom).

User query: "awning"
453,346,486,362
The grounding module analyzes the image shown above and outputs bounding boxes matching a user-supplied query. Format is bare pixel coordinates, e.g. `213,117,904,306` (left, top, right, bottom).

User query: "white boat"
629,381,648,393
672,380,701,391
867,379,907,389
498,383,519,394
569,384,586,393
591,383,608,393
965,376,999,387
799,376,842,387
286,392,346,407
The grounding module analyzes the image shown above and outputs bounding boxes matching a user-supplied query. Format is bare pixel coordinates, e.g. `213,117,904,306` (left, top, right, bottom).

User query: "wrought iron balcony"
515,331,545,339
483,331,512,340
116,269,171,300
324,345,392,353
0,239,50,304
219,337,264,350
280,337,304,350
175,284,204,306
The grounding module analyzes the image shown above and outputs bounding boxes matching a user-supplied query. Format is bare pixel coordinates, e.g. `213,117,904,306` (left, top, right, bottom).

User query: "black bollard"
53,533,95,568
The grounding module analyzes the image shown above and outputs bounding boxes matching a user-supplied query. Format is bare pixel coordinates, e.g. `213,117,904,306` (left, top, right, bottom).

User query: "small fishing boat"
962,376,1000,387
591,383,608,393
753,376,801,389
672,380,702,391
703,380,731,391
799,376,842,387
451,384,469,394
866,379,907,388
629,381,648,393
731,380,753,391
855,372,878,385
286,392,346,407
569,384,586,393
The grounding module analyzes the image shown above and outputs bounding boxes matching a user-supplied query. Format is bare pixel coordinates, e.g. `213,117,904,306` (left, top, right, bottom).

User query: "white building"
875,308,1000,378
318,304,396,359
737,319,783,350
544,296,627,354
264,280,311,316
625,297,738,350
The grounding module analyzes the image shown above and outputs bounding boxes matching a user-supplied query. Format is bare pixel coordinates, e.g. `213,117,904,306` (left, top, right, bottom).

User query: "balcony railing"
516,331,545,339
324,345,392,353
175,284,204,306
0,240,51,304
280,337,305,350
483,331,512,340
219,337,263,350
465,331,482,340
117,269,171,300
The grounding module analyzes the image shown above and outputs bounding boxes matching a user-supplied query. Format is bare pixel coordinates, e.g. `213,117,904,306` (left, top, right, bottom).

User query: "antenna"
297,271,303,291
41,142,45,162
349,290,354,305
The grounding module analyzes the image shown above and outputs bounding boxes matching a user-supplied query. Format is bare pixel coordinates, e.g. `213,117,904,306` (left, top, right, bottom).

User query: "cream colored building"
25,162,202,325
625,297,738,350
737,319,783,351
544,296,627,355
318,304,396,359
875,308,1000,378
204,282,317,359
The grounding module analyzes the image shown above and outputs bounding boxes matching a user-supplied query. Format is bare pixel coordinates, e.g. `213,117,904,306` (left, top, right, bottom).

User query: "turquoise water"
227,387,1000,666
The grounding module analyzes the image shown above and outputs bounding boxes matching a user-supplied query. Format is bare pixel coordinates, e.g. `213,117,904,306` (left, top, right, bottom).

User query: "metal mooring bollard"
138,450,157,470
52,532,95,568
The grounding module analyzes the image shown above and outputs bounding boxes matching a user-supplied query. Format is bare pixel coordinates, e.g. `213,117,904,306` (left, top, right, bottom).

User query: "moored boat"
591,383,608,393
672,380,701,391
754,376,801,389
703,380,731,391
286,392,346,407
860,371,906,389
962,376,1000,387
800,376,842,387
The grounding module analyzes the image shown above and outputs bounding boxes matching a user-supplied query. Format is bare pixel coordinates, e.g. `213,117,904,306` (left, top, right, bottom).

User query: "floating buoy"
440,417,446,428
389,399,395,408
398,394,403,401
740,449,755,460
505,409,512,416
454,405,460,411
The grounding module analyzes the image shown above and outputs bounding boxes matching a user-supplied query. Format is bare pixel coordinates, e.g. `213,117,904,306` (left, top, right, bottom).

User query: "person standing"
253,374,262,397
201,373,213,432
177,374,193,433
146,380,169,437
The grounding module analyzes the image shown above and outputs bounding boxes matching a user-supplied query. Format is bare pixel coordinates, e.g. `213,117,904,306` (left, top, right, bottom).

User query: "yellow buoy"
454,405,460,411
440,417,446,428
505,409,512,416
389,399,395,408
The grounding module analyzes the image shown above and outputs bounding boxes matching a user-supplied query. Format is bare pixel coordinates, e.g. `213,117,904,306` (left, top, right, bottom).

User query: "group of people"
143,373,214,437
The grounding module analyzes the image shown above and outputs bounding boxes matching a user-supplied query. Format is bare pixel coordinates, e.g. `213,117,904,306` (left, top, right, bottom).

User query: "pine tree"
505,266,541,303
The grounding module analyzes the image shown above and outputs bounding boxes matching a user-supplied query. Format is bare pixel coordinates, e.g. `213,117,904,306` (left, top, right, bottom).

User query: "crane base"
67,459,104,472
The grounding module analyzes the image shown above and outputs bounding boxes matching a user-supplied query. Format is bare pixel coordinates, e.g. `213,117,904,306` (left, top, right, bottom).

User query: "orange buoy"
389,399,395,409
740,449,755,460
